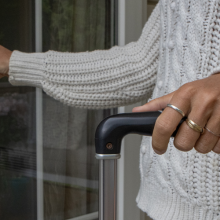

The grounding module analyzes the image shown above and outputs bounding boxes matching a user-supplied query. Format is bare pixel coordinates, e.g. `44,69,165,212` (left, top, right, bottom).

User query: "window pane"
0,0,116,220
0,1,37,220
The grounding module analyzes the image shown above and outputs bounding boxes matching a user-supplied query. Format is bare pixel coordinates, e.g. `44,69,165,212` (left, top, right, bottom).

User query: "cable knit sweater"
8,0,220,219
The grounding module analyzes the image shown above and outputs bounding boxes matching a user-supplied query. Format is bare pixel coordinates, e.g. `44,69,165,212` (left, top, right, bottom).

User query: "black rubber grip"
95,111,185,154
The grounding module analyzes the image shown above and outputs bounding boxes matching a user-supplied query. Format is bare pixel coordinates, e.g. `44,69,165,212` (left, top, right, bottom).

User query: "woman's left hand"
133,74,220,155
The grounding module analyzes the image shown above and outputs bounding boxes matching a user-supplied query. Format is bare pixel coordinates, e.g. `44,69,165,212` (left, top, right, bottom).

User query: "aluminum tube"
99,160,117,220
35,0,44,220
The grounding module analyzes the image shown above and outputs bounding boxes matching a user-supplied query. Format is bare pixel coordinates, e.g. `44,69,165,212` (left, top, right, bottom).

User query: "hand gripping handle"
95,111,185,220
95,111,185,155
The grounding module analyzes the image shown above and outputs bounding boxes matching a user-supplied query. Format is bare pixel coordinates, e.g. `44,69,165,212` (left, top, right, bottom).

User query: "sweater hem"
136,181,219,220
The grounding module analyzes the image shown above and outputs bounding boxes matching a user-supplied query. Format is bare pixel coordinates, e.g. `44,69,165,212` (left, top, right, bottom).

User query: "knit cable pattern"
137,1,220,219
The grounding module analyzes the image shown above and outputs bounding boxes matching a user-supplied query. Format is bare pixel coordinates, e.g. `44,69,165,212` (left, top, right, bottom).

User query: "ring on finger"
205,127,220,138
167,104,185,117
186,119,204,134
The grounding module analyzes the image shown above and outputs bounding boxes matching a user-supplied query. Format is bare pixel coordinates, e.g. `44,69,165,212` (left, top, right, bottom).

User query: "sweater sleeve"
9,3,160,109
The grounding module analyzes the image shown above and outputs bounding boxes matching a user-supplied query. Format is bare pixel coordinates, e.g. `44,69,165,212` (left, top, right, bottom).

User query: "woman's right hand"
0,45,12,79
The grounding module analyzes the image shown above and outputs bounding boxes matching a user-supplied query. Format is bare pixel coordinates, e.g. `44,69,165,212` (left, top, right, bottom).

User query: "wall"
123,0,158,220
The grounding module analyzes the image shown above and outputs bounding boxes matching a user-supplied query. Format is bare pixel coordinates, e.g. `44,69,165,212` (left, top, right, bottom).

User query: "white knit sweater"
8,0,220,219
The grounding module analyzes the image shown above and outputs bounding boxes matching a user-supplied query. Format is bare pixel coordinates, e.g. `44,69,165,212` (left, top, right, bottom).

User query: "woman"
1,1,220,219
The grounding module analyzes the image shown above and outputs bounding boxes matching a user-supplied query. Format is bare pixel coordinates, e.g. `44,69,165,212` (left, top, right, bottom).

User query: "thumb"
132,92,174,113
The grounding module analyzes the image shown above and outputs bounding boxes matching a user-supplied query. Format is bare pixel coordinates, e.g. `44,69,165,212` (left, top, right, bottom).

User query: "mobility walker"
95,111,184,220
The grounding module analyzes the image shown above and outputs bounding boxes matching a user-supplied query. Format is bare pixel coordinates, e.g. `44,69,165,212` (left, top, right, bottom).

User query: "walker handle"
95,111,185,155
95,111,185,220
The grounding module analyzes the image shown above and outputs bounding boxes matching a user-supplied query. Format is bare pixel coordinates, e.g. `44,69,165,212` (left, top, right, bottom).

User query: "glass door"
0,0,117,219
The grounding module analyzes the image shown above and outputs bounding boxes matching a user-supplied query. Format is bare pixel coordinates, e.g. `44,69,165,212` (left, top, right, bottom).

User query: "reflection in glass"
0,88,37,220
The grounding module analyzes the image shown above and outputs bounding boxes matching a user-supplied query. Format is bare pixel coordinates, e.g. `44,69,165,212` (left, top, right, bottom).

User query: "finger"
213,138,220,154
174,99,211,153
132,92,174,113
195,129,219,154
152,92,190,154
195,110,220,153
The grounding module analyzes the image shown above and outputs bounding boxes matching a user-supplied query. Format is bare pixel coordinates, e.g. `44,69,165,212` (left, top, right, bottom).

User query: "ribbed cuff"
9,51,46,88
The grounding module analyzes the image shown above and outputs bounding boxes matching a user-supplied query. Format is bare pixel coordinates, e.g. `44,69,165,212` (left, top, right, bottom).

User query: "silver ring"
205,127,220,138
167,104,185,117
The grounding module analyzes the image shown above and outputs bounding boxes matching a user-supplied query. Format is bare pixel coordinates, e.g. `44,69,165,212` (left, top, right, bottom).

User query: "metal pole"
117,0,126,217
99,160,117,220
35,0,44,220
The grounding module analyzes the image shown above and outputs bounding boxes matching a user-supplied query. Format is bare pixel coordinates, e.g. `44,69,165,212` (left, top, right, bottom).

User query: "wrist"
0,45,12,78
6,51,13,76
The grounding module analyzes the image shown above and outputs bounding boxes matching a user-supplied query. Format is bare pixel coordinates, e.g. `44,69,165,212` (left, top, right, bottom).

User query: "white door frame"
35,1,44,220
